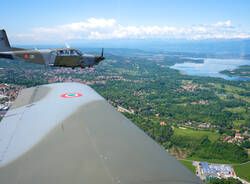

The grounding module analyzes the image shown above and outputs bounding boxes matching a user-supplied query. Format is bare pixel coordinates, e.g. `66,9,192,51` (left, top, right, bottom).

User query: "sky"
1,0,250,44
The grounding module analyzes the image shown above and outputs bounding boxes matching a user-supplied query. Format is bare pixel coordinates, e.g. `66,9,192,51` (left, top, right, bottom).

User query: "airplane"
0,29,105,69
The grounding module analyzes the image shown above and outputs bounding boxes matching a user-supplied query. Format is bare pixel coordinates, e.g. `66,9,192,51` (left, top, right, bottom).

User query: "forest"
221,65,250,78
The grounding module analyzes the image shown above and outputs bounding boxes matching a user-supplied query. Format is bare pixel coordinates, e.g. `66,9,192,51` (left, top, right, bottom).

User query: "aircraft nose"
95,56,105,63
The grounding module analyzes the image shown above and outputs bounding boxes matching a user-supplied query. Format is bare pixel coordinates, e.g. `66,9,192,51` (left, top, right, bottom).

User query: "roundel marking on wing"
24,54,29,59
61,92,83,98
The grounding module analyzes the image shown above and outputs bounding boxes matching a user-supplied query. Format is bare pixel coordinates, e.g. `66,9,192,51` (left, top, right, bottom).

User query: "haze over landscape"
0,0,250,184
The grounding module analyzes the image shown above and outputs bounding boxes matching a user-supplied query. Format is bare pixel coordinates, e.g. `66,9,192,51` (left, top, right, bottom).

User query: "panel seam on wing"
0,107,26,163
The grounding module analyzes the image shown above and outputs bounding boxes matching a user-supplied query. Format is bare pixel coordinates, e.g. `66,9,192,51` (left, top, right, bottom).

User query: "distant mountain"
13,39,250,56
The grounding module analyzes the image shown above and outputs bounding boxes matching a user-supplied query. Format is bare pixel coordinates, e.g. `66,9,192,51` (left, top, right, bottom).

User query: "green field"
174,127,221,142
233,162,250,182
179,160,196,174
173,127,247,164
187,156,239,164
212,83,250,102
224,107,246,113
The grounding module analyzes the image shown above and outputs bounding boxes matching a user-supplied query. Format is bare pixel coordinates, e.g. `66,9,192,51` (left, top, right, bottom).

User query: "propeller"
65,43,71,49
101,48,104,57
95,48,105,63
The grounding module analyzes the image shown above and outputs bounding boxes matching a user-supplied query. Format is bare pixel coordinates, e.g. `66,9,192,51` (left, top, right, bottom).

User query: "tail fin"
0,29,11,52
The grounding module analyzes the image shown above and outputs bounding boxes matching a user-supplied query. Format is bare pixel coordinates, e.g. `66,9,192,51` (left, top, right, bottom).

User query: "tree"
241,141,250,149
207,177,242,184
157,125,174,144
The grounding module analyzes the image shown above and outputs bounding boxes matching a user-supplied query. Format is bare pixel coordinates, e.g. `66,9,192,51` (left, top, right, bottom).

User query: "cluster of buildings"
117,105,135,114
173,84,199,93
160,121,167,126
182,121,219,130
181,84,199,92
44,67,142,84
0,83,24,102
0,96,10,118
221,128,249,144
200,162,235,180
222,134,245,144
0,102,10,117
197,123,211,129
97,75,143,83
190,100,209,105
0,84,25,118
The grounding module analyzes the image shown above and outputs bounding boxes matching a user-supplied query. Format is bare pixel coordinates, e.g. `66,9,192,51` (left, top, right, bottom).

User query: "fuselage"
0,29,105,68
0,48,105,69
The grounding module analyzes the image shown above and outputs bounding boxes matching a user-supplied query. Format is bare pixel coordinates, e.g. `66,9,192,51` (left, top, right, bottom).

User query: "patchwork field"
174,127,221,142
233,162,250,182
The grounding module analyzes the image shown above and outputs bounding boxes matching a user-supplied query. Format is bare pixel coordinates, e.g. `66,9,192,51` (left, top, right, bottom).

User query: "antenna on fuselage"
65,43,71,49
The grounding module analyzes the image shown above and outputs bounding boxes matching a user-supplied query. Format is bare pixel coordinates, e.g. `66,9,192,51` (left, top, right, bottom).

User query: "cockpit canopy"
51,48,82,56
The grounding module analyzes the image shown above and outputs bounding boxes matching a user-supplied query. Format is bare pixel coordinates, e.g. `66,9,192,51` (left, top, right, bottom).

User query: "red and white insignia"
61,93,83,98
24,54,29,59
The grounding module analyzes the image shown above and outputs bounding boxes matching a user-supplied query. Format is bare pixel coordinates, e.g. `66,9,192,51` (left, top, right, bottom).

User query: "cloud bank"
14,18,250,43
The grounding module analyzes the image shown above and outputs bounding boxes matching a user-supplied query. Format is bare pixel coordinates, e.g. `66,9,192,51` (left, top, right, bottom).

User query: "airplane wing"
0,82,203,184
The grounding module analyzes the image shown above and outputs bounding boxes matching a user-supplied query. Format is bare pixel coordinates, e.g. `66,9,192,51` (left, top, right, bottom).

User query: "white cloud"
12,18,250,43
213,20,232,27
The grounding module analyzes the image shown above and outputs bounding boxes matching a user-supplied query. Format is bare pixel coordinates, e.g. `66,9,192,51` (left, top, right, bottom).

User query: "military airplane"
0,29,105,69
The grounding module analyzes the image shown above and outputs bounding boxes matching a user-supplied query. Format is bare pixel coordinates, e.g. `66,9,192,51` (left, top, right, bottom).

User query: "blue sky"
1,0,250,44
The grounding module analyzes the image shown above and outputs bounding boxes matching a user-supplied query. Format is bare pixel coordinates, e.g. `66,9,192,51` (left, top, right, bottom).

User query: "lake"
170,58,250,80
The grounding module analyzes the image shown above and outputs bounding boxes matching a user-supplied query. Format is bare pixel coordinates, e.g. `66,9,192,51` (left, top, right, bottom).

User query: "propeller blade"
65,43,71,49
101,48,104,57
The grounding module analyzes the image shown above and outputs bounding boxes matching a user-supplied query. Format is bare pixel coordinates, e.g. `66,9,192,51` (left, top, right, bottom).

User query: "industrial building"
200,162,235,179
201,162,217,177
